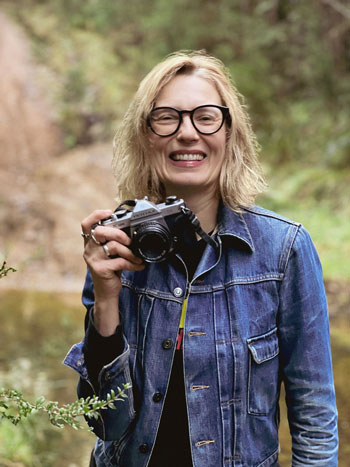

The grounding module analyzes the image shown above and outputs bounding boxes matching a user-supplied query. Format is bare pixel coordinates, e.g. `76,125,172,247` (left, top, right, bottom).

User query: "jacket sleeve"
63,269,136,441
278,225,338,466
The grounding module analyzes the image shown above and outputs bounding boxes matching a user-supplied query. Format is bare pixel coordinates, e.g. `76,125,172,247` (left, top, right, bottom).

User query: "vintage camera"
100,196,187,263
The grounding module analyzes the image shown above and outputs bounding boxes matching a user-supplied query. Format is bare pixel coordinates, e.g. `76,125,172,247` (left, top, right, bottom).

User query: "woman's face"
148,74,227,197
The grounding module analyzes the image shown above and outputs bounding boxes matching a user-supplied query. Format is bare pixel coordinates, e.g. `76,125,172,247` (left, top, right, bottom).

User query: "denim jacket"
64,204,338,467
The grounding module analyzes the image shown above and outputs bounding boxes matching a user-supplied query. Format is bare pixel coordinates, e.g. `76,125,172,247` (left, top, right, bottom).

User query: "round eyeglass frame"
147,104,231,137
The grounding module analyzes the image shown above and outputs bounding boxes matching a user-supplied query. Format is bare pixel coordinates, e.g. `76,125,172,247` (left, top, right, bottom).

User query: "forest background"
0,0,349,466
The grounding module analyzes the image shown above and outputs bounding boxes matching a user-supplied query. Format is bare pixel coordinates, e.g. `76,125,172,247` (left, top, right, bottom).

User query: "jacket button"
173,287,183,297
152,392,163,402
162,338,173,349
139,443,149,453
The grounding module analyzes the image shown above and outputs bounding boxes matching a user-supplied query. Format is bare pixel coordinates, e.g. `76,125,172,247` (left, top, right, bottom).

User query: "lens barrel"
132,221,173,262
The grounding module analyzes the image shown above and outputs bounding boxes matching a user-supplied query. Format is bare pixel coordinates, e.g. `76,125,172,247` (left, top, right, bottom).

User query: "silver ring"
81,232,90,240
103,244,111,258
90,228,101,245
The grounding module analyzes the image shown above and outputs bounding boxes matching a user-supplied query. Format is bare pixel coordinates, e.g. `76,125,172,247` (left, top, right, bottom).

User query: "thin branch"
0,385,131,430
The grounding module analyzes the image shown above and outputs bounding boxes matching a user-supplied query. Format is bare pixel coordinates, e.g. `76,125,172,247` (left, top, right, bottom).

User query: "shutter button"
173,287,183,298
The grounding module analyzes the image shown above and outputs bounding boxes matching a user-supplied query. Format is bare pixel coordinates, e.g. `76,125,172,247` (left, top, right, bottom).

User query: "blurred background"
0,0,349,465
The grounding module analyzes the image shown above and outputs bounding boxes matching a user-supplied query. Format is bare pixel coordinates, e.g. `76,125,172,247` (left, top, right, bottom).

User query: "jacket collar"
217,203,254,252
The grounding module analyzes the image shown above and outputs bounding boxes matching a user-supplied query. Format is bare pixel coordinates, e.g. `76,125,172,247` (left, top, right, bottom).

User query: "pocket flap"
247,328,279,364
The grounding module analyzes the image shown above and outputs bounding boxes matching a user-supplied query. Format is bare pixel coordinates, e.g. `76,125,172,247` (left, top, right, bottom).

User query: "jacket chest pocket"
247,328,279,416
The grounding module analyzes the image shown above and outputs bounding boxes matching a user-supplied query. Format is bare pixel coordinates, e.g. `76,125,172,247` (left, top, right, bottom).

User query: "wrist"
93,296,120,336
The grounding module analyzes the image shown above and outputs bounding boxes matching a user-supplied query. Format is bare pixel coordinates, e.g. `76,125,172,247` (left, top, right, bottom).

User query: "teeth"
172,153,204,161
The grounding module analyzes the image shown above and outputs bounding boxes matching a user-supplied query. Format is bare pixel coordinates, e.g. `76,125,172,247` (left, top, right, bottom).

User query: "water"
0,290,93,467
0,289,349,466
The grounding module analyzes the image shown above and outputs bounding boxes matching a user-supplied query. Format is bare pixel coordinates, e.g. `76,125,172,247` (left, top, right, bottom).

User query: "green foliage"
1,0,348,162
0,0,348,279
0,261,16,278
0,385,131,430
0,419,33,464
260,163,350,280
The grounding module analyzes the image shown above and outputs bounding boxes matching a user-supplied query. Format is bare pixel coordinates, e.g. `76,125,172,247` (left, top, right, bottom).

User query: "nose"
176,115,199,141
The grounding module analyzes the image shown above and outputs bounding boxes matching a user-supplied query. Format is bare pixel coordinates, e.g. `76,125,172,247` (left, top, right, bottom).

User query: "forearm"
94,293,121,336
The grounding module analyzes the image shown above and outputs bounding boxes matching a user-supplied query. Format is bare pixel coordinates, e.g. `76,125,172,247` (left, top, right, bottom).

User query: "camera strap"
114,200,136,212
180,206,219,249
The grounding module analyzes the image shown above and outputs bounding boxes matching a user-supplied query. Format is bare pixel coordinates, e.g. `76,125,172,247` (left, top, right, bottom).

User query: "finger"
108,257,146,273
90,225,132,247
102,241,143,264
81,209,113,234
90,256,145,278
81,231,91,246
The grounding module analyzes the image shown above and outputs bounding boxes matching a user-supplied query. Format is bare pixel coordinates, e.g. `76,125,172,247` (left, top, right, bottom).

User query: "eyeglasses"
147,105,231,137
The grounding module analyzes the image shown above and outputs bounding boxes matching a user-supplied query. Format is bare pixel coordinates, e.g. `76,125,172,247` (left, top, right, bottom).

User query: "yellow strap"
179,298,188,329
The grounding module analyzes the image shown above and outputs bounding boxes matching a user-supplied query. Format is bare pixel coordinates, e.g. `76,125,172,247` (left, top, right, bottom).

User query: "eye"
151,109,178,123
194,108,220,124
198,114,215,121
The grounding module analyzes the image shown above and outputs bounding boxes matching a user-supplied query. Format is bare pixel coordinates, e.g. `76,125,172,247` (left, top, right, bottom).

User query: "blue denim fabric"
64,204,338,466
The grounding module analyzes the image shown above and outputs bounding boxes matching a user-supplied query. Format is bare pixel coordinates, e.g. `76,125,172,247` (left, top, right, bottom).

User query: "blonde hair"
112,50,266,210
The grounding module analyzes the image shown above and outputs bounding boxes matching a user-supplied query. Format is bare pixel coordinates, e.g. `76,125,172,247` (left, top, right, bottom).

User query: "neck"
166,185,220,234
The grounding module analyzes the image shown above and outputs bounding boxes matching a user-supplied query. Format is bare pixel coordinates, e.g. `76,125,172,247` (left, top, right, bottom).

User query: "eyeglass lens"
149,106,224,136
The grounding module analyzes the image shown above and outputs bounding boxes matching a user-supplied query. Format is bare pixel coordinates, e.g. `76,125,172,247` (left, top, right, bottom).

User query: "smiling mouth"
169,153,206,161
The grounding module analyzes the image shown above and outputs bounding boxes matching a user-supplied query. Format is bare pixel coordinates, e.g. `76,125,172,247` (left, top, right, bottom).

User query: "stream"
0,288,349,466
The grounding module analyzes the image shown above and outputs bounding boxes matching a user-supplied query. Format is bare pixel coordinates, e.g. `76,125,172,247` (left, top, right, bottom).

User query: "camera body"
100,196,186,263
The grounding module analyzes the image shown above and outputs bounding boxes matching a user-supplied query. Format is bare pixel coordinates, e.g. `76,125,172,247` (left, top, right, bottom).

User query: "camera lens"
133,221,172,262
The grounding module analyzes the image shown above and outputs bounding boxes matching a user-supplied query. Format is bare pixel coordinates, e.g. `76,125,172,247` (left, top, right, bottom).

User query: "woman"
65,51,338,466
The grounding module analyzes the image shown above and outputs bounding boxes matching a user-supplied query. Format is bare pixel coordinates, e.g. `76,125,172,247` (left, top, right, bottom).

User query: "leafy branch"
0,262,131,432
0,385,131,430
0,261,16,279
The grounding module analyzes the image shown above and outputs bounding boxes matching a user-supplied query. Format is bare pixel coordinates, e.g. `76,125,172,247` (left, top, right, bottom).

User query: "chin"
165,178,210,193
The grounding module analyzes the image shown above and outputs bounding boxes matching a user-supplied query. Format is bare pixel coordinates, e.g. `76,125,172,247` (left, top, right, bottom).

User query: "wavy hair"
112,50,266,210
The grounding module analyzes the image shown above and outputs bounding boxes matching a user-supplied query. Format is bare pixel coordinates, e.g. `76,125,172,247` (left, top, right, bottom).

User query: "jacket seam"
280,224,300,275
190,275,284,293
121,281,183,303
254,446,279,467
238,211,255,249
141,295,154,371
242,206,301,227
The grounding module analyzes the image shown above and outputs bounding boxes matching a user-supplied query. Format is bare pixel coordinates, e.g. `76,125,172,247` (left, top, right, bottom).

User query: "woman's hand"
81,209,145,336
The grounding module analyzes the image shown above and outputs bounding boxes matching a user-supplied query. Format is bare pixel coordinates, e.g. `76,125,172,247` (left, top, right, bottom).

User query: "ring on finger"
103,244,111,258
81,232,90,240
90,228,101,245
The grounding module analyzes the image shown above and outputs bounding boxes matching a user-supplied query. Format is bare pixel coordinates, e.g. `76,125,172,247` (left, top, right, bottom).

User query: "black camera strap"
114,200,136,213
180,206,219,249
